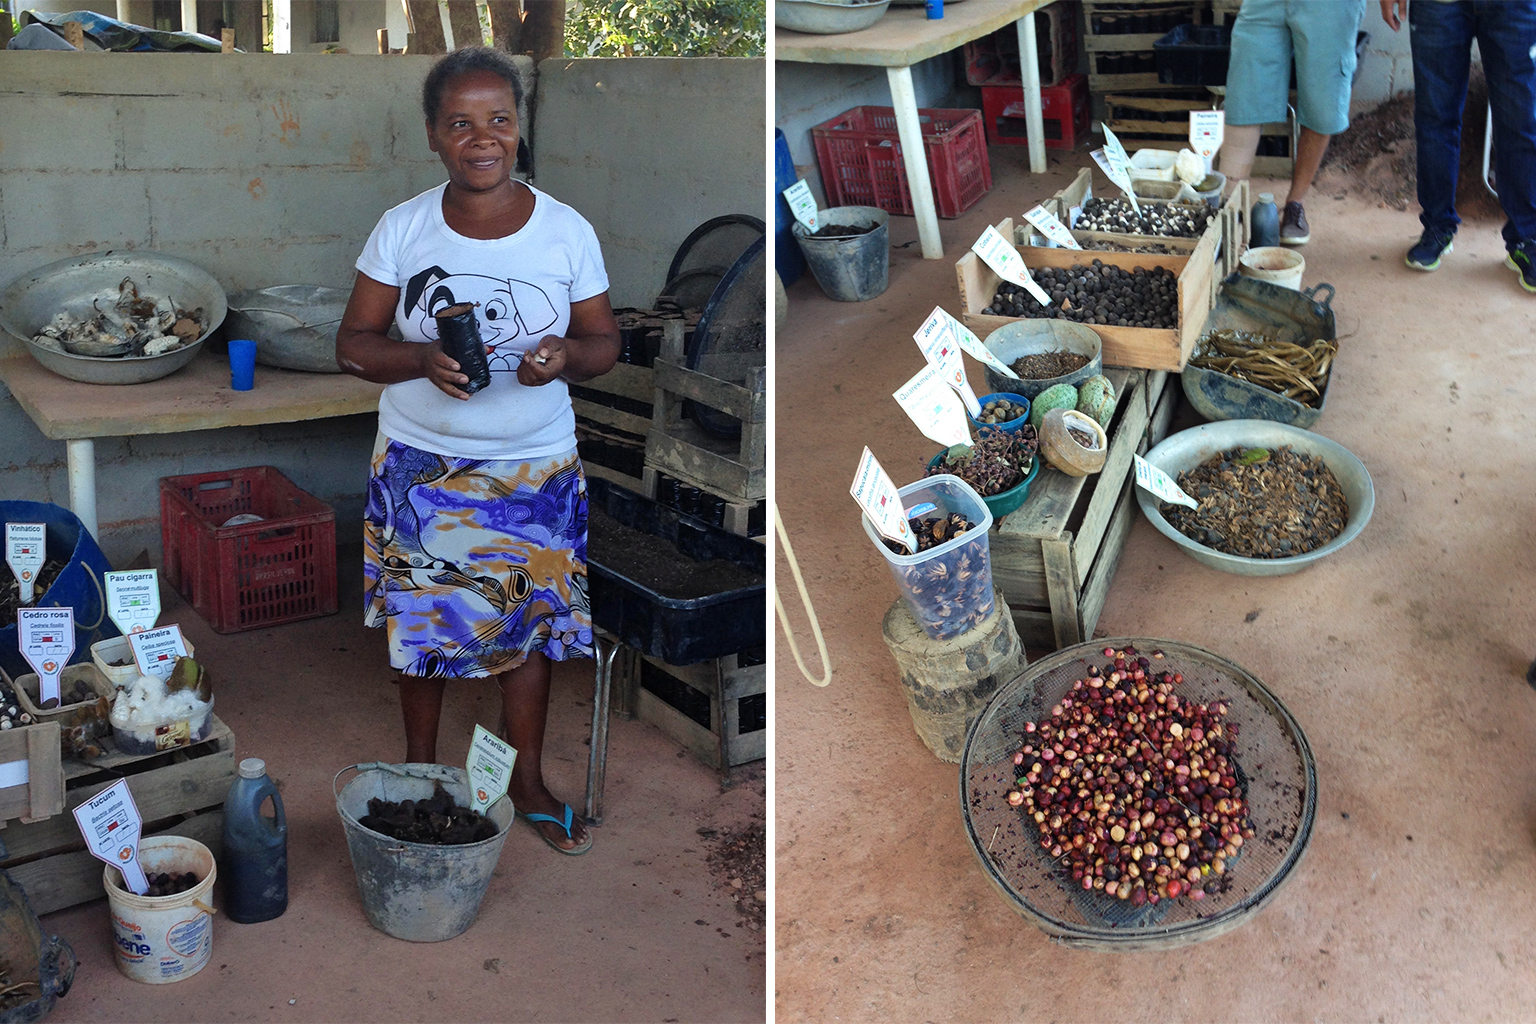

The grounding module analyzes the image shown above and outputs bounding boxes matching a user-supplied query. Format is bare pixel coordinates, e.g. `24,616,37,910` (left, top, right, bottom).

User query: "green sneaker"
1406,229,1454,271
1507,242,1536,293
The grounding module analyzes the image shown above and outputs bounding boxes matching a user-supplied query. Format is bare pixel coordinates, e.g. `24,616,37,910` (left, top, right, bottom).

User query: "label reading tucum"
74,779,149,895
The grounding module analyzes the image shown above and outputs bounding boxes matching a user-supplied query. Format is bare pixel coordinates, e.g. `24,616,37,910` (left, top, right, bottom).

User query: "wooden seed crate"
573,360,655,493
991,366,1179,650
955,213,1219,372
644,322,766,506
0,716,236,915
0,723,63,825
627,653,766,771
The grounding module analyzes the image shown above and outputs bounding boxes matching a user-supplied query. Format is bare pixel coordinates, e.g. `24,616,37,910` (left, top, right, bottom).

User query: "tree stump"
882,589,1027,764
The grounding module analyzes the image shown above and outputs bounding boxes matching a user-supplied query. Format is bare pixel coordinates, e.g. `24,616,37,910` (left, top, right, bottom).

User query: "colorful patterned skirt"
363,434,593,678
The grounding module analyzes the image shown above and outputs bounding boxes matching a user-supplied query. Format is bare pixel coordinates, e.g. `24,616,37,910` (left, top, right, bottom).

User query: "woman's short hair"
422,46,525,124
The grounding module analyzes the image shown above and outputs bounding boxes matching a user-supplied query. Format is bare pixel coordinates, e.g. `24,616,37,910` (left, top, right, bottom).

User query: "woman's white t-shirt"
355,181,610,460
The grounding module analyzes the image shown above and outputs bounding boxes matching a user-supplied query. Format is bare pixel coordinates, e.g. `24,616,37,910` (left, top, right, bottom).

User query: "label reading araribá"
5,523,44,606
468,724,517,815
851,448,915,554
782,180,819,233
105,569,161,635
73,779,149,895
970,226,1053,308
129,624,190,681
1133,454,1200,509
894,362,973,449
17,607,72,707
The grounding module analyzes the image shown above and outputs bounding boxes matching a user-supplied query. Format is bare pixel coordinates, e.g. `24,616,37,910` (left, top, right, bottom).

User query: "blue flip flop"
516,804,592,856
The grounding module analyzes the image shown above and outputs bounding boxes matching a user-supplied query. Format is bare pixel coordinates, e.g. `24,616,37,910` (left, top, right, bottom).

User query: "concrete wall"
0,52,765,566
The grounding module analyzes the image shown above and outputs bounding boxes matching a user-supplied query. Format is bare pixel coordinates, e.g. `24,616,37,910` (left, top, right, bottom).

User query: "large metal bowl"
776,0,892,34
0,251,227,385
227,285,348,373
982,319,1103,400
1136,419,1374,576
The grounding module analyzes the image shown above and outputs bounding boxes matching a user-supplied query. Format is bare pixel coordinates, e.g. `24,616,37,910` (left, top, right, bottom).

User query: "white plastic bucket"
92,635,195,690
1130,149,1178,181
103,836,216,984
1239,246,1305,290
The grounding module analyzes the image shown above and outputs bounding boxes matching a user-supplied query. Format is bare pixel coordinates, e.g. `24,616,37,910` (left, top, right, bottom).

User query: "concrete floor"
36,549,766,1022
774,146,1536,1019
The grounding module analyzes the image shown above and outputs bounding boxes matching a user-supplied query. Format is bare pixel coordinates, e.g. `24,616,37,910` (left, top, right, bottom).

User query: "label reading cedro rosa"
17,606,73,707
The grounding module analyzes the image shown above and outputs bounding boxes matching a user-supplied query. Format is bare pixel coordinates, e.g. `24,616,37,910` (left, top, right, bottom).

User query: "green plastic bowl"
927,451,1041,520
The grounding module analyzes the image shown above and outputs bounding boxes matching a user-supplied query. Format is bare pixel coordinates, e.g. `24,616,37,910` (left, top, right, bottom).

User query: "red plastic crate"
981,74,1091,150
159,466,337,634
811,106,992,219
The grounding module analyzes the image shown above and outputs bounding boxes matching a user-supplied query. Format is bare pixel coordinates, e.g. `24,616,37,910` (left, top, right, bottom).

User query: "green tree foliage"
565,0,765,57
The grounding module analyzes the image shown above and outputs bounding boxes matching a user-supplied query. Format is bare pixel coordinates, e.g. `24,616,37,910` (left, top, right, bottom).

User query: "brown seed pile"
144,871,201,897
1008,645,1255,906
883,513,992,638
1010,350,1090,379
1161,446,1348,558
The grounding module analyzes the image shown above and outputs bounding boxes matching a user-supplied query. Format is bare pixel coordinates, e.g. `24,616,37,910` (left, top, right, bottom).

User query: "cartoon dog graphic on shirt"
403,266,559,373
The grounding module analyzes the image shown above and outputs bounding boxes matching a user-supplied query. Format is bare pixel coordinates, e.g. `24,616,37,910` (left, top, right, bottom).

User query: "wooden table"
777,0,1056,260
0,350,384,537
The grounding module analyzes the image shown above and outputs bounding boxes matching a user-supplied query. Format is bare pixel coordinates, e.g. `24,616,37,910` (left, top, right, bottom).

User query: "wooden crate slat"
1089,72,1164,89
583,361,655,404
1070,371,1160,565
572,399,651,436
1077,476,1140,638
64,717,232,782
652,361,765,423
0,724,62,824
1041,536,1082,649
1084,32,1168,51
581,460,646,494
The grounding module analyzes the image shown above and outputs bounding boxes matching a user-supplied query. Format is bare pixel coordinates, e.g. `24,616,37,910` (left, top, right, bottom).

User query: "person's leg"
1279,0,1365,242
399,675,447,762
1408,0,1474,240
1286,127,1331,205
1218,0,1290,185
1469,0,1536,265
500,651,589,851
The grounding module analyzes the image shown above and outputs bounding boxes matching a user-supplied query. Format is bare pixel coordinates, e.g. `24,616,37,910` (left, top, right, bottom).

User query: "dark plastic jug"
1250,192,1280,248
222,757,288,923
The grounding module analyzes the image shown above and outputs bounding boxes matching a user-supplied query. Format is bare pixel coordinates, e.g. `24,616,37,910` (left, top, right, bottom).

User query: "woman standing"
337,47,620,855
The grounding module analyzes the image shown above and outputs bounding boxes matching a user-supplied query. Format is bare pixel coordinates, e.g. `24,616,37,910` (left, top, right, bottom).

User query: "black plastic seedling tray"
1153,24,1233,86
586,477,764,665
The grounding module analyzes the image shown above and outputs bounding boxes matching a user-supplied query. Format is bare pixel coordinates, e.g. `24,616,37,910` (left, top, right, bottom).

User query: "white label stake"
1189,109,1225,171
467,724,517,816
1022,205,1082,250
894,362,973,448
1093,124,1141,213
970,226,1053,308
851,448,916,554
782,180,819,233
1133,454,1200,509
129,625,190,681
105,569,161,635
912,309,983,416
17,607,72,707
5,523,45,606
943,310,1019,379
74,779,149,895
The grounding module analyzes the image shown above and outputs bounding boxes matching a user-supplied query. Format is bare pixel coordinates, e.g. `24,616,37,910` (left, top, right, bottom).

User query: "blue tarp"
20,9,234,52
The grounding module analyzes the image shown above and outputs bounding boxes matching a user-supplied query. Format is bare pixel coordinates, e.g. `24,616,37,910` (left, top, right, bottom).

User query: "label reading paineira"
4,523,45,606
105,569,161,635
467,724,517,816
894,362,973,449
851,448,915,554
129,624,190,681
17,607,72,707
782,180,819,233
1133,454,1200,510
73,779,149,895
912,307,983,417
970,226,1053,308
1189,109,1225,168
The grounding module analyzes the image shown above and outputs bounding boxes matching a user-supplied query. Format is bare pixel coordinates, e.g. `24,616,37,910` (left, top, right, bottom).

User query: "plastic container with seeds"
861,474,994,641
14,662,114,723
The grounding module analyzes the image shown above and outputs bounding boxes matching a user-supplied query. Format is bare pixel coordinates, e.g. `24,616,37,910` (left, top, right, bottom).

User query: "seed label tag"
782,180,819,233
74,779,149,895
912,308,983,417
1022,205,1082,250
945,311,1019,379
1093,125,1141,213
894,362,973,449
851,448,916,554
5,523,45,606
105,569,161,635
1133,454,1200,509
17,607,72,707
129,625,189,681
1189,109,1225,167
971,226,1053,307
468,724,517,816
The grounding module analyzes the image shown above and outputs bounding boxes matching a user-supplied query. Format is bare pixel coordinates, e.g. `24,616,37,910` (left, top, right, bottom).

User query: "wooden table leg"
886,64,943,260
1016,11,1046,174
65,438,97,540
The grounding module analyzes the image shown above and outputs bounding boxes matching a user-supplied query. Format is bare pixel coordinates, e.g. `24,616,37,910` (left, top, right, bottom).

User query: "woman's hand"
338,271,479,400
518,336,568,386
513,292,622,387
417,342,478,400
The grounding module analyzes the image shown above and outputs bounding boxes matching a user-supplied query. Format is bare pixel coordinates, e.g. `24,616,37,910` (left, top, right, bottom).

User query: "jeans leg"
1470,1,1536,246
1409,0,1475,236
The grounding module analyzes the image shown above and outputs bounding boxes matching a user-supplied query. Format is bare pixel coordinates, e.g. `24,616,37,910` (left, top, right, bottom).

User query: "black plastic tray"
586,477,764,665
1153,23,1232,86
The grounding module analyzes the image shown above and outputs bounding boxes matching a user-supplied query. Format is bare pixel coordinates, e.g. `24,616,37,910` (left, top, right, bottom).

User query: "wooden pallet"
626,653,765,771
0,716,236,915
991,367,1179,650
573,360,655,493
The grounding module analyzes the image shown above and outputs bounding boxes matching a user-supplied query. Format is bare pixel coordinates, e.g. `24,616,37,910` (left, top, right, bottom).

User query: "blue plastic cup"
927,0,943,18
229,339,256,391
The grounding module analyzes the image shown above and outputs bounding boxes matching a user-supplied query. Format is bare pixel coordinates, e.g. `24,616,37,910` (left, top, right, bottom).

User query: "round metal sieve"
961,638,1316,951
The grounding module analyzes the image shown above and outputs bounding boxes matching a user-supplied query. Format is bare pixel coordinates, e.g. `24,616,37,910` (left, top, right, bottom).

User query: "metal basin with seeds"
961,638,1316,950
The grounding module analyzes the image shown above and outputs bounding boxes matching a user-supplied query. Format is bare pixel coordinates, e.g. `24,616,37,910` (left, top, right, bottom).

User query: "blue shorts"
1224,0,1366,135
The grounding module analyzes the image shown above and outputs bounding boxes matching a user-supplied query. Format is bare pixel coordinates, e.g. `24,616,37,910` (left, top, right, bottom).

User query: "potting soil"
587,506,762,599
1,558,66,629
357,783,499,846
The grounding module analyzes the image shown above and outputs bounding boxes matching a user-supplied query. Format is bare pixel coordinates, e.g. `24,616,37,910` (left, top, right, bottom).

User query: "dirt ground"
774,141,1536,1020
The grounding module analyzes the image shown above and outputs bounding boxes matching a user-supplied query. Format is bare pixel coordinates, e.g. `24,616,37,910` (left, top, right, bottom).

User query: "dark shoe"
1406,229,1454,271
1279,201,1309,245
1507,241,1536,293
